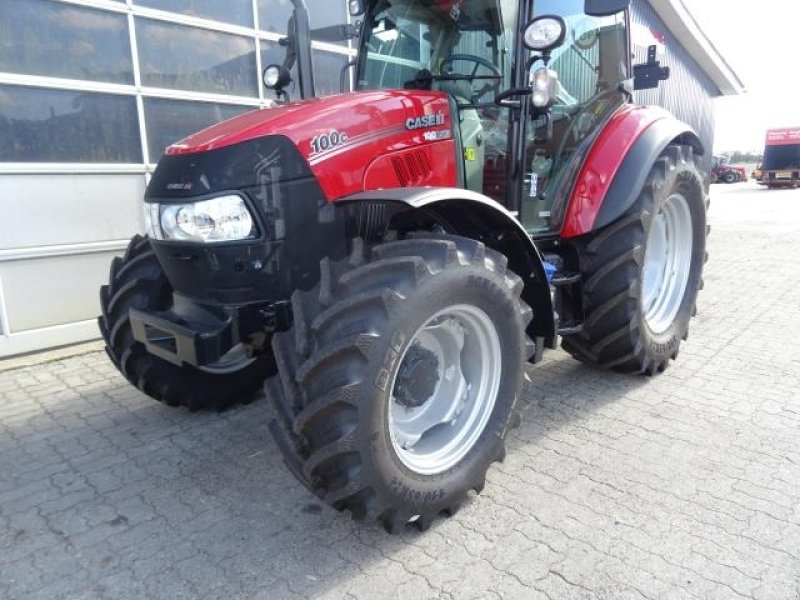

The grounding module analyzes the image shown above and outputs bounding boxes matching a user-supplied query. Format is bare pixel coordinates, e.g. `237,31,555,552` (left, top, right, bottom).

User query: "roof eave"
646,0,746,96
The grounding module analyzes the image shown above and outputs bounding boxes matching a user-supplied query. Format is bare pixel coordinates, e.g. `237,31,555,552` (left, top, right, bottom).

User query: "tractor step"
551,271,581,287
557,322,584,336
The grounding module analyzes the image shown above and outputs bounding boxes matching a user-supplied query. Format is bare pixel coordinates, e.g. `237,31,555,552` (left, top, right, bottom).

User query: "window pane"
137,19,257,97
0,0,133,84
135,0,253,27
313,51,349,96
260,42,350,99
144,98,254,160
259,0,347,33
0,85,141,163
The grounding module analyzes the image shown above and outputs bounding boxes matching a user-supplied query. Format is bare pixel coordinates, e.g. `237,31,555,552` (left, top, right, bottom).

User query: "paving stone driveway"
2,183,800,600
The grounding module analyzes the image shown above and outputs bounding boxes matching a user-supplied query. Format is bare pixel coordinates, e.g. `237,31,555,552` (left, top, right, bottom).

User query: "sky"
682,0,800,152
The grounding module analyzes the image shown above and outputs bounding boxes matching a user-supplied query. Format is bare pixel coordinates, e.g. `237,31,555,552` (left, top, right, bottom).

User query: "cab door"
437,0,518,204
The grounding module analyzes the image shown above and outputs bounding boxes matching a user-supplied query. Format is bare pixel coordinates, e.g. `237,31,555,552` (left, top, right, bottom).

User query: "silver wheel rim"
388,304,502,476
642,192,693,334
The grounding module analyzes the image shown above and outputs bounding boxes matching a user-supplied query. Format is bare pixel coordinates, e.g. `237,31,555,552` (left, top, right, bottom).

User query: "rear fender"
561,105,704,238
335,187,557,348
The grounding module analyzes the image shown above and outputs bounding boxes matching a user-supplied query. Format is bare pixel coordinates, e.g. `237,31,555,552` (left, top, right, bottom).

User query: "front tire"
99,235,275,410
267,234,532,532
562,144,707,374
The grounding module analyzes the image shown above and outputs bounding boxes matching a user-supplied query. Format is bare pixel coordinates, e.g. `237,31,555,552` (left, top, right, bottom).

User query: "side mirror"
584,0,630,17
348,0,365,16
633,45,670,90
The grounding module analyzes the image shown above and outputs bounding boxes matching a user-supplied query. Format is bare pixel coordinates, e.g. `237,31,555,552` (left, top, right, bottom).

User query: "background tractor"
710,154,746,184
99,0,708,532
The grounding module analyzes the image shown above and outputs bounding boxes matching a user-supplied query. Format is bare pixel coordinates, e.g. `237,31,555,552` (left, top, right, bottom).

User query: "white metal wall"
0,0,352,357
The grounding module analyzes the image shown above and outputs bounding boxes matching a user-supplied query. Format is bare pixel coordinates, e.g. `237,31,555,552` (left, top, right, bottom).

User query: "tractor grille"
391,150,432,187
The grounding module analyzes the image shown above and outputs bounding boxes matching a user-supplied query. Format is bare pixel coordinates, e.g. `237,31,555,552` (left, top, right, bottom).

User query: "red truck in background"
757,127,800,188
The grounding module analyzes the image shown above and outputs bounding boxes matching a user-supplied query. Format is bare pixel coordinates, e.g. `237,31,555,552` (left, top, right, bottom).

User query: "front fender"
336,187,556,346
561,105,704,238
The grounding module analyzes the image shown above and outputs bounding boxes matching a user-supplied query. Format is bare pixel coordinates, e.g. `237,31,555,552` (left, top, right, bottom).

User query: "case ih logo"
406,113,446,131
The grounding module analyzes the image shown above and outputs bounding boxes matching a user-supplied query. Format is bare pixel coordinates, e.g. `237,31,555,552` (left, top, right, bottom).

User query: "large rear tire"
99,235,275,411
267,233,532,532
562,144,707,374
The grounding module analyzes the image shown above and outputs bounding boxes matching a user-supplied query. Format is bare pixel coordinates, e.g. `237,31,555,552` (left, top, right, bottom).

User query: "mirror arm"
310,23,360,44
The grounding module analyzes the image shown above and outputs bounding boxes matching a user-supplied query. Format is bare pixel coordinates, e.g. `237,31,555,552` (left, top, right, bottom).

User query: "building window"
144,97,254,160
314,50,350,96
259,0,348,43
135,0,254,28
0,85,142,163
0,0,133,84
136,18,258,97
0,1,354,164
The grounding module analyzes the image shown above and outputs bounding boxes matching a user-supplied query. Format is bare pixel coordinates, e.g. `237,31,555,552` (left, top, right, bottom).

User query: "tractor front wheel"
99,235,275,410
268,233,532,532
562,144,707,374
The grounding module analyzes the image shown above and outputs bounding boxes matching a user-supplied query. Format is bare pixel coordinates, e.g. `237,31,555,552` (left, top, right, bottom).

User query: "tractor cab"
353,0,631,235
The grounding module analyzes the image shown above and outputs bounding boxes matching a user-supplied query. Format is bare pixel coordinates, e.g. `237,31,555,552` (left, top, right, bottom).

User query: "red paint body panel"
167,91,458,201
363,143,456,190
560,104,673,239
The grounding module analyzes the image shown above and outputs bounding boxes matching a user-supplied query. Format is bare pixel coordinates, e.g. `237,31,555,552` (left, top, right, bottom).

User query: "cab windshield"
356,0,514,103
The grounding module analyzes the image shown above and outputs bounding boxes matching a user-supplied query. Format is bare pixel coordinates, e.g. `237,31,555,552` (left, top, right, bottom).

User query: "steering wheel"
440,54,502,105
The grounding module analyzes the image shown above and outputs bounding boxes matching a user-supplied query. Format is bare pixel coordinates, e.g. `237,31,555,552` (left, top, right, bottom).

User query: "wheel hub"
388,305,502,475
641,192,694,334
394,346,441,409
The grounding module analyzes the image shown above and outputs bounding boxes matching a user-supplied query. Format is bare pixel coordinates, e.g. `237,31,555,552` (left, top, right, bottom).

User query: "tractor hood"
164,90,458,201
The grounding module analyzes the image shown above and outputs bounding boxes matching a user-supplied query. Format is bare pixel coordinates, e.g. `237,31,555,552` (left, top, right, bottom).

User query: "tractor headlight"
523,16,567,52
262,64,291,90
531,67,558,109
145,195,256,243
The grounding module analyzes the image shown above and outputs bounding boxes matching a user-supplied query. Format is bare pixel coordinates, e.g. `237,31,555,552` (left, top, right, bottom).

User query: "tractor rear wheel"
267,233,532,532
722,170,738,184
562,144,707,374
99,235,274,410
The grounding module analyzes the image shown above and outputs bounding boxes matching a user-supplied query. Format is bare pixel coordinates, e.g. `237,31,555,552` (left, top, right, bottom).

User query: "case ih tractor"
99,0,708,532
710,155,745,184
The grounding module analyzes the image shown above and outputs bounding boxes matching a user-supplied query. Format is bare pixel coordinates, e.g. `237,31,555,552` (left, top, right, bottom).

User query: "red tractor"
100,0,708,532
710,155,746,184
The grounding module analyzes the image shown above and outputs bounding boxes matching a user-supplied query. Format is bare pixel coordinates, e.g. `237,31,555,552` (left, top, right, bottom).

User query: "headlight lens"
145,195,256,243
531,67,558,108
523,16,567,52
262,64,291,90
